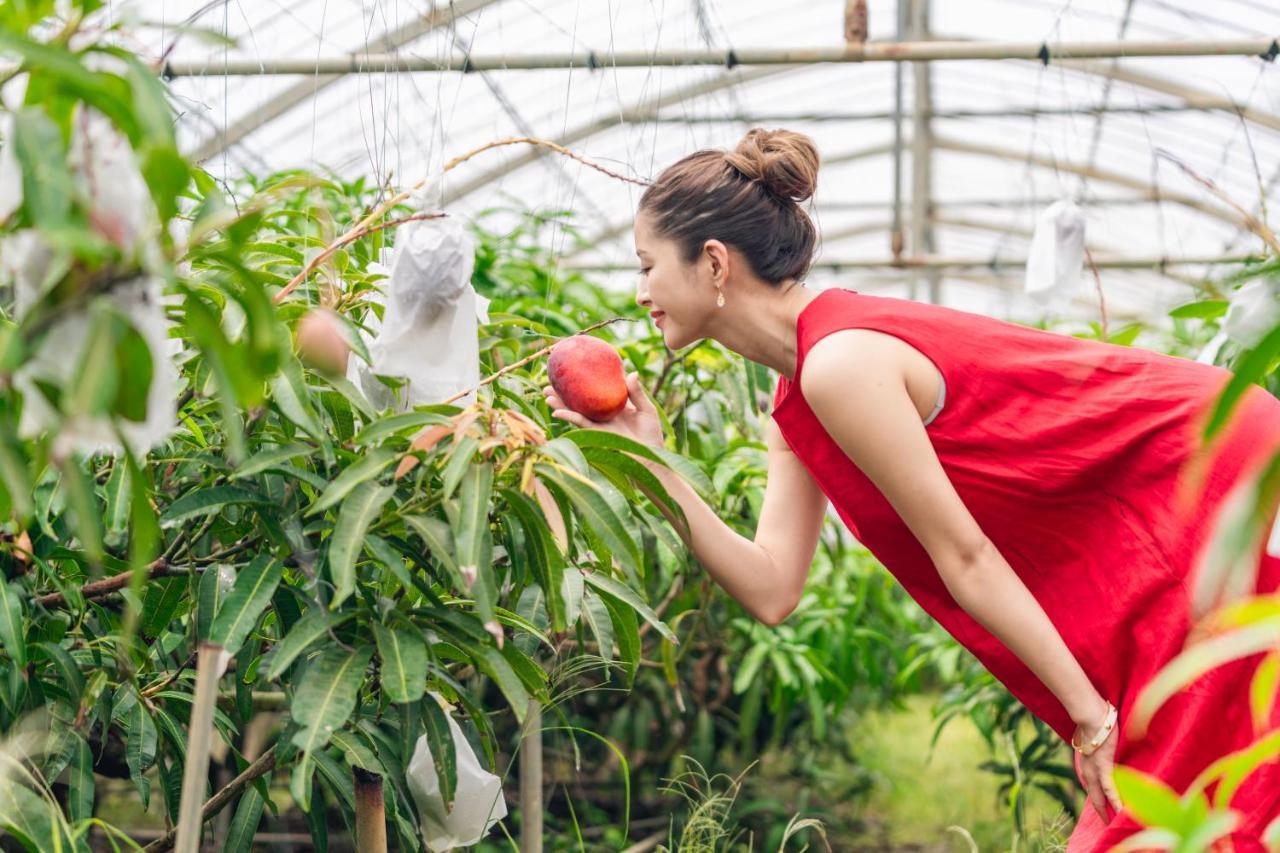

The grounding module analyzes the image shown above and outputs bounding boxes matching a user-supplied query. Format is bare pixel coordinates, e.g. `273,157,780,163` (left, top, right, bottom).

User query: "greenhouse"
1,0,1279,850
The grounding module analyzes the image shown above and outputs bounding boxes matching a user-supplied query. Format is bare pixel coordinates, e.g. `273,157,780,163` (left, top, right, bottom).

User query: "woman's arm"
800,330,1122,816
546,373,827,625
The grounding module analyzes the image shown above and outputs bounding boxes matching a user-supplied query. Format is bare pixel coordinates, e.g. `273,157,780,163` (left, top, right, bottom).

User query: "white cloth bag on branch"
406,692,508,850
1024,200,1086,311
349,214,487,411
2,102,176,456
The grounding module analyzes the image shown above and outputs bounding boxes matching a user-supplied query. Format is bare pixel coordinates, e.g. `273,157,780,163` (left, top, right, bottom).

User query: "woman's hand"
1074,710,1123,822
544,372,665,450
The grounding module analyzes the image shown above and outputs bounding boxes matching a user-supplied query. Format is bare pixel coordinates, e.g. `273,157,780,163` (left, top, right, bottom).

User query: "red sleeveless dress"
771,288,1280,851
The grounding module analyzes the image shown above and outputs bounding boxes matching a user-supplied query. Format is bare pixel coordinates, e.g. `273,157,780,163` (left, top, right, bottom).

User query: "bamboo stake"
173,642,225,853
519,699,543,852
353,768,389,853
142,746,278,853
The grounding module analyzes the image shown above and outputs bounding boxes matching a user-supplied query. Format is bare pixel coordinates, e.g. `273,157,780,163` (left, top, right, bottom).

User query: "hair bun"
724,128,820,203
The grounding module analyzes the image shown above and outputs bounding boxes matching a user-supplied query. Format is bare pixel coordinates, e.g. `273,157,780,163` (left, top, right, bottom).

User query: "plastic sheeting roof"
139,0,1280,323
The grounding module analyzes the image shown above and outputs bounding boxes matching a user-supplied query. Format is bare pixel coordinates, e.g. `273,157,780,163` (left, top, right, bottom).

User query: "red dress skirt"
771,288,1280,851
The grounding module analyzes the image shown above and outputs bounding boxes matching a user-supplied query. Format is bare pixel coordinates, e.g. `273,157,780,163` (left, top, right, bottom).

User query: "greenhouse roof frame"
153,0,1280,322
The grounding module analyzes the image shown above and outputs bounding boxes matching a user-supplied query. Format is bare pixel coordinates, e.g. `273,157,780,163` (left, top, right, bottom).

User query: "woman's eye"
639,267,651,276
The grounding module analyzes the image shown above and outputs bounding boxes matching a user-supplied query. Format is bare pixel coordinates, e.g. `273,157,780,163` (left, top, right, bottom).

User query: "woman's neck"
706,280,821,379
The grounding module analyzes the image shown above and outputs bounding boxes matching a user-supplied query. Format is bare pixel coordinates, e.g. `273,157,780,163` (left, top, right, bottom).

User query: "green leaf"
103,461,132,547
10,107,72,229
329,729,381,773
470,643,530,725
568,431,714,496
500,488,566,631
1204,324,1280,440
112,316,154,422
1113,766,1185,830
233,444,316,480
197,564,236,642
453,461,493,594
0,777,58,852
327,483,393,609
581,569,676,644
404,514,459,577
1169,299,1228,320
421,696,457,811
290,646,374,806
224,769,270,853
160,485,270,528
140,144,190,224
267,610,353,681
269,359,327,443
373,623,427,704
353,411,450,446
536,462,641,580
439,435,479,501
67,304,121,419
209,556,284,657
583,589,616,660
67,733,94,824
59,456,103,566
126,699,158,809
33,641,83,702
0,580,26,669
1132,617,1280,733
307,448,395,515
599,592,640,686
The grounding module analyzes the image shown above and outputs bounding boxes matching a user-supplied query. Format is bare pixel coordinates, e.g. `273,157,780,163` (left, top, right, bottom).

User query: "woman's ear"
703,239,729,283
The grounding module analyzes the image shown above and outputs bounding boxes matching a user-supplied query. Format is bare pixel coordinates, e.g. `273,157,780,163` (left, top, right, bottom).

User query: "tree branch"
141,745,278,853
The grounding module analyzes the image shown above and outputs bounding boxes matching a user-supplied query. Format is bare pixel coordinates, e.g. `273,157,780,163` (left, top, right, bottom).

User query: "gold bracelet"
1071,702,1118,756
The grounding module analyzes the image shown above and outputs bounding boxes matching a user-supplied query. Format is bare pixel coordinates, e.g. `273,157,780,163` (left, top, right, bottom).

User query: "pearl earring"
716,290,726,308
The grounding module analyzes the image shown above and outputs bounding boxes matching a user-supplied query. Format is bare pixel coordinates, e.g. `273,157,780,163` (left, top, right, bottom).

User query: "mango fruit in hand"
547,335,628,421
296,308,351,377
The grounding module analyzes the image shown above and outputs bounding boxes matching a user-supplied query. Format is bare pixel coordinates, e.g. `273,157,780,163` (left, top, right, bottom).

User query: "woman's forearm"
641,459,789,624
943,540,1111,730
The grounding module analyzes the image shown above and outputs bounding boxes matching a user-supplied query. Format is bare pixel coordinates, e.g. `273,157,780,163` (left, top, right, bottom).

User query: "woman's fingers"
1100,762,1123,815
625,372,656,413
551,408,591,428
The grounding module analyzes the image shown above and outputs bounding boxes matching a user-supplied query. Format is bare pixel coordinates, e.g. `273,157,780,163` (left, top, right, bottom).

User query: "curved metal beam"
568,134,1247,264
437,65,797,206
437,49,1280,206
187,0,507,163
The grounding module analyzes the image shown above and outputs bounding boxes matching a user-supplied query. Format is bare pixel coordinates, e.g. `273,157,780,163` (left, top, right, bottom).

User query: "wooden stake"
173,642,224,853
353,768,388,853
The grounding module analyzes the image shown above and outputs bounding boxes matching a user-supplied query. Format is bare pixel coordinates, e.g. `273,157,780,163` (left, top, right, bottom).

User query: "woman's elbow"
755,591,801,627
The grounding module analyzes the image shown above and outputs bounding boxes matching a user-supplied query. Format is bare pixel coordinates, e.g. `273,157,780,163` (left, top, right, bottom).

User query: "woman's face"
633,211,720,350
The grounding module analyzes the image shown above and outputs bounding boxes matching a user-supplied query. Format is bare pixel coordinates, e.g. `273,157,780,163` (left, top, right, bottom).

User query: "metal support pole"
566,253,1254,273
910,0,940,303
161,38,1280,76
890,0,908,262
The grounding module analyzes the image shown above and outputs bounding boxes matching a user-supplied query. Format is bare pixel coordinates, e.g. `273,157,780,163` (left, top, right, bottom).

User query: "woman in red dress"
545,128,1280,851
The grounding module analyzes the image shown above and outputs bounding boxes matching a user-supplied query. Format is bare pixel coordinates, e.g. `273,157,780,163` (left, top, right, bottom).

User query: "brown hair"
639,128,820,284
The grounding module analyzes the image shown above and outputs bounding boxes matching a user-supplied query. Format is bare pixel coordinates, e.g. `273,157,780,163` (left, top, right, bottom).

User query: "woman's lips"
650,310,665,327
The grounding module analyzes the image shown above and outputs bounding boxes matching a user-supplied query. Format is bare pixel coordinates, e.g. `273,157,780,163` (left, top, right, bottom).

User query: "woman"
544,128,1280,850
